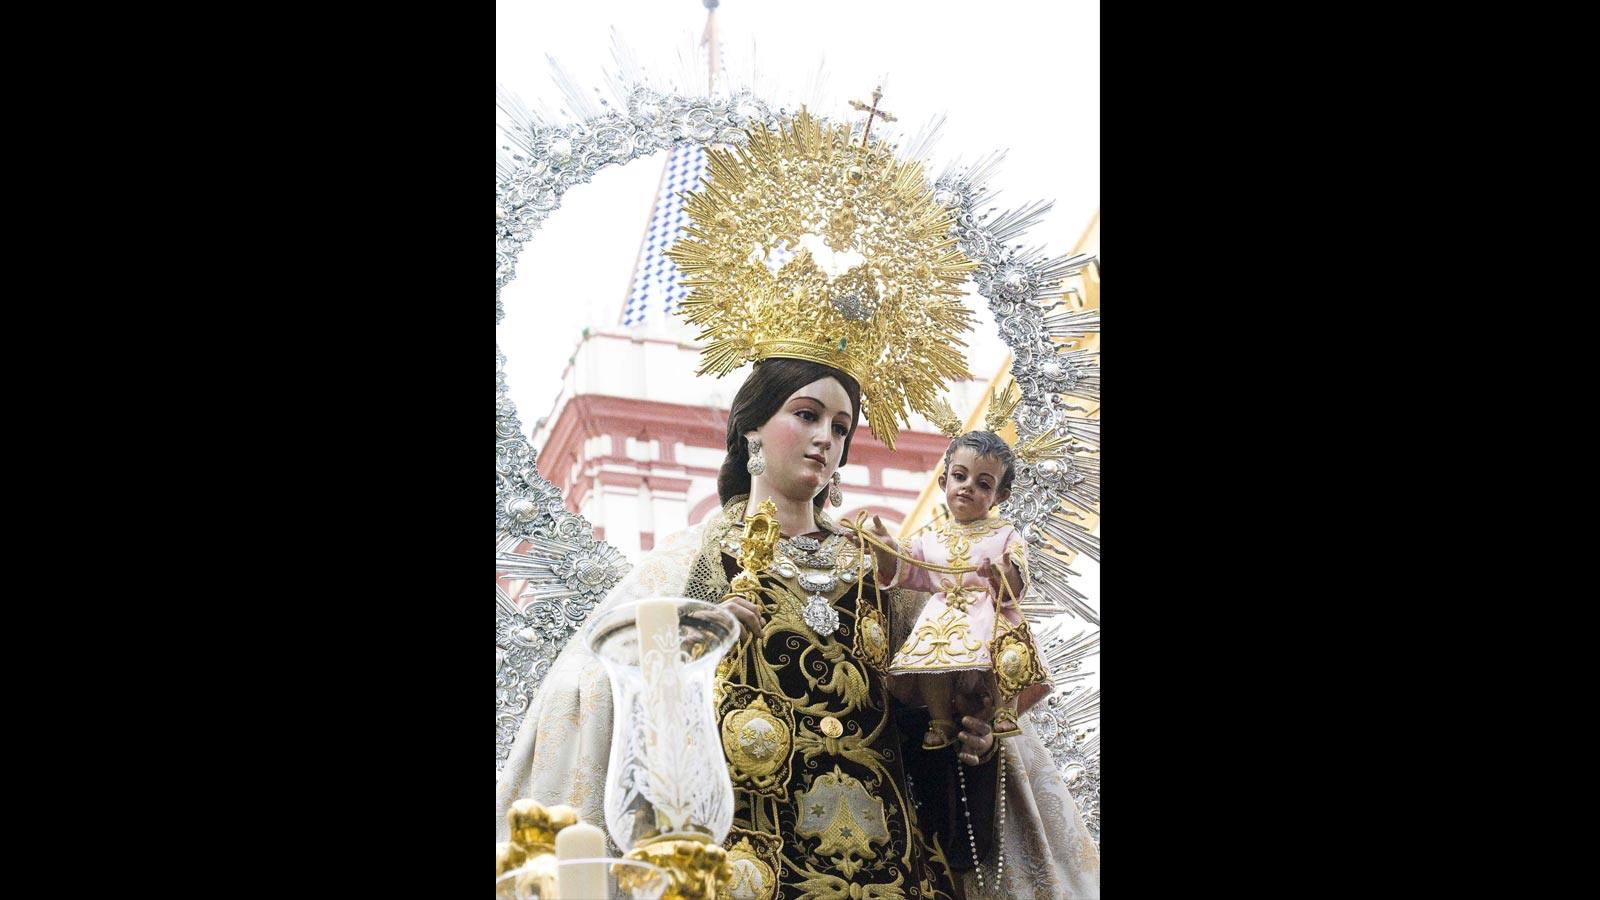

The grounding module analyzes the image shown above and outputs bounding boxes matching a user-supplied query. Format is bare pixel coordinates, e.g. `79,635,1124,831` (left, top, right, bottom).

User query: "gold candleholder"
624,834,731,900
508,798,581,852
498,799,579,897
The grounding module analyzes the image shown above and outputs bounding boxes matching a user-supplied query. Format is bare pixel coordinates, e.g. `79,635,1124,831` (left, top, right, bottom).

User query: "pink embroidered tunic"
886,516,1030,675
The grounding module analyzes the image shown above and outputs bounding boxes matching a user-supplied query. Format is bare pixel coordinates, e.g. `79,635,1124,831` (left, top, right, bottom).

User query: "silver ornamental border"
495,84,1101,843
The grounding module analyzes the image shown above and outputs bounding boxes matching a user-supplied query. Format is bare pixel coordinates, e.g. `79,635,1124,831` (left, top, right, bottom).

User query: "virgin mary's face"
747,376,854,504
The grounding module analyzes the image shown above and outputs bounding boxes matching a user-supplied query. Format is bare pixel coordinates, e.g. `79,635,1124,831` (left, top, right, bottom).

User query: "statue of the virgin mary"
498,111,1098,899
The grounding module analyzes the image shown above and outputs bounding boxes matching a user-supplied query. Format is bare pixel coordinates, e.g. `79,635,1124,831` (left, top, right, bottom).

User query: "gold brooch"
719,687,795,798
990,615,1047,700
852,599,890,673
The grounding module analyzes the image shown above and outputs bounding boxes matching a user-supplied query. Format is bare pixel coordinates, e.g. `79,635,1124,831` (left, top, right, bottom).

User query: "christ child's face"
939,447,1010,522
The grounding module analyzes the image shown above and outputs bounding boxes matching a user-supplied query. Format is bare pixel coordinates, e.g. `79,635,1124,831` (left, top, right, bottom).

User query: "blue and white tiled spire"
618,143,708,329
618,9,794,331
616,142,797,330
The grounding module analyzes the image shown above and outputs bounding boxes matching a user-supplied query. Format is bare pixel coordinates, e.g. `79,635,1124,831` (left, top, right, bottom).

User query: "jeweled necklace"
775,531,853,637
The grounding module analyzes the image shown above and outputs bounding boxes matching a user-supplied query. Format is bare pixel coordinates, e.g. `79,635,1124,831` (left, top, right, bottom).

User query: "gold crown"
925,381,1067,463
666,108,977,449
928,381,1021,439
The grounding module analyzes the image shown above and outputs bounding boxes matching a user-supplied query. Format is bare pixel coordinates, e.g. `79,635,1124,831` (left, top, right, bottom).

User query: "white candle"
555,821,608,899
634,599,681,835
634,599,680,668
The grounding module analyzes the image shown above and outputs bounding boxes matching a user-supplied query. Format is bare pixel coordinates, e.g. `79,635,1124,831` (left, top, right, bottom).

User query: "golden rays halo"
665,108,977,449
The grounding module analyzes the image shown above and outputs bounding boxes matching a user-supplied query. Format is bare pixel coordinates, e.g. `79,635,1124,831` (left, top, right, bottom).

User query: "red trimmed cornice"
539,393,952,505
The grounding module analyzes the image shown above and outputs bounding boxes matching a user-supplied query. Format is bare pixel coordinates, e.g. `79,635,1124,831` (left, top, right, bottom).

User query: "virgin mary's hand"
957,715,994,766
868,515,898,581
952,690,997,765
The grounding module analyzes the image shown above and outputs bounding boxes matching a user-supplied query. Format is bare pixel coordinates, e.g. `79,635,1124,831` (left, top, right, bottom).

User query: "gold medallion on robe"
720,828,782,900
719,686,795,797
791,765,891,880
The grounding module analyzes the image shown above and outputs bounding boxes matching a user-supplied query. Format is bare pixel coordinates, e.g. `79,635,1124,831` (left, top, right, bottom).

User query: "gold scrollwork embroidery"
895,605,986,670
709,497,952,899
932,517,1001,612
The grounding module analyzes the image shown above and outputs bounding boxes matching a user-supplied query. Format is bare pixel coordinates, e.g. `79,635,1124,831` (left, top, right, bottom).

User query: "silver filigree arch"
495,79,1100,842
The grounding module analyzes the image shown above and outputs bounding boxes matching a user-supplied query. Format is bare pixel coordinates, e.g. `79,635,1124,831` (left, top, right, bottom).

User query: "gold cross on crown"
848,86,897,147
